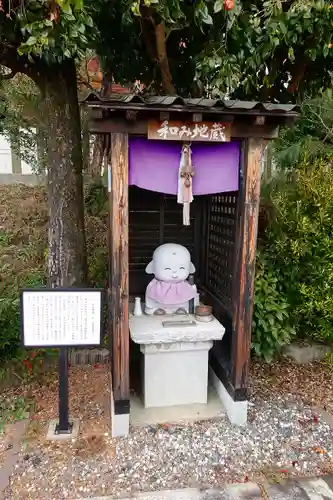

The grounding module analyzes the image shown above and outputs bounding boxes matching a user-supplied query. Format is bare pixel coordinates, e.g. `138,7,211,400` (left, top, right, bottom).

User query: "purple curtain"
128,137,240,195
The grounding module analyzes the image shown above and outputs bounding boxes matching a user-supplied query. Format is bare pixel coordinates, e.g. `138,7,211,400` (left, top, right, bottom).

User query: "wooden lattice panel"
128,187,197,296
129,188,160,270
163,195,195,254
206,192,238,312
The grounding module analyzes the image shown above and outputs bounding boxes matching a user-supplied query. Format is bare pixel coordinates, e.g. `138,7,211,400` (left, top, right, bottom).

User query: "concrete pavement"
76,476,333,499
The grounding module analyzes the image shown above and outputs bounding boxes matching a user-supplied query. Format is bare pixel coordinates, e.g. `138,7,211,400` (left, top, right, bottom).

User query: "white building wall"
0,135,13,174
0,133,34,175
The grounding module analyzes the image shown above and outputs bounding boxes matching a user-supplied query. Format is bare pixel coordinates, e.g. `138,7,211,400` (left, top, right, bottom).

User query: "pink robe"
146,279,196,305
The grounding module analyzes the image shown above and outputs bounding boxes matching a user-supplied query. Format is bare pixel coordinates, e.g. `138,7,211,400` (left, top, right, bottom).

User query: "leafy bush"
0,183,109,361
255,159,333,355
0,294,21,359
273,90,333,169
0,272,46,360
252,254,295,362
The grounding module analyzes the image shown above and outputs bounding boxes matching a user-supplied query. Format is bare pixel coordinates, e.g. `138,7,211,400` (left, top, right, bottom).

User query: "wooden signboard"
148,120,231,142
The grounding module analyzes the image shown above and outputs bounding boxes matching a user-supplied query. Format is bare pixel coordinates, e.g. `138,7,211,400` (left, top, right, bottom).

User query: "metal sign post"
20,288,104,436
56,347,72,434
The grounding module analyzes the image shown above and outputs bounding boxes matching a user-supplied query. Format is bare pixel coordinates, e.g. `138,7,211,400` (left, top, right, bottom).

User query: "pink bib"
146,279,196,305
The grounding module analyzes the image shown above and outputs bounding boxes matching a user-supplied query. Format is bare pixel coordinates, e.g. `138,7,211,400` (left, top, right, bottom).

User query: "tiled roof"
110,84,131,94
81,92,300,116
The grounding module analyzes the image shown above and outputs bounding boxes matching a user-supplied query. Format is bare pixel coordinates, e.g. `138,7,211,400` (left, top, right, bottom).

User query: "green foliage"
258,159,333,349
197,0,333,100
252,253,295,362
85,182,108,288
0,184,109,360
0,395,31,433
85,181,107,217
94,0,333,100
0,273,46,360
0,0,98,63
0,74,42,171
0,295,21,359
274,89,333,168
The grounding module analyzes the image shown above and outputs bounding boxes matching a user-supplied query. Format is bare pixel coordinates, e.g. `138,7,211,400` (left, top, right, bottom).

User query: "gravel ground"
2,361,333,499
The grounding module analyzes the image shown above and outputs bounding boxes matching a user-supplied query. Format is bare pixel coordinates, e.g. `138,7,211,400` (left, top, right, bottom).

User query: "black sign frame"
20,287,105,349
20,287,106,435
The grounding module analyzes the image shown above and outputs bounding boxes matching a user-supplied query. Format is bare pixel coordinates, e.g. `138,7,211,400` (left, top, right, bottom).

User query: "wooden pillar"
231,138,265,398
108,133,129,409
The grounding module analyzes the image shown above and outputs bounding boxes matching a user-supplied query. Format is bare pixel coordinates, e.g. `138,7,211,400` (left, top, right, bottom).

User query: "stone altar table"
129,312,225,408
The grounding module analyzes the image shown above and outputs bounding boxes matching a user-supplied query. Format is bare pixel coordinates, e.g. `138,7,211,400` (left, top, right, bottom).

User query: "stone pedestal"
129,313,225,409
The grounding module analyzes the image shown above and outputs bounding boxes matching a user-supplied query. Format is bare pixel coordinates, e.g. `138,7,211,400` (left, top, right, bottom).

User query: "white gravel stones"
4,393,333,499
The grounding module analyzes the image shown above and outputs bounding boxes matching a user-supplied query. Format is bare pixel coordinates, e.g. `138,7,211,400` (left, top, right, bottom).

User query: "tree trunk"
41,59,87,288
155,22,176,95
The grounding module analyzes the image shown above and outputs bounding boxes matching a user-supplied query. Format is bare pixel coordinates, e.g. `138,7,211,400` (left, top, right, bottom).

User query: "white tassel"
177,143,194,226
183,202,190,225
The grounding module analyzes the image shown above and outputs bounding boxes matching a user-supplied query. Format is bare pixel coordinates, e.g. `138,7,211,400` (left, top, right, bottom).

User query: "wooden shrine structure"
82,94,299,435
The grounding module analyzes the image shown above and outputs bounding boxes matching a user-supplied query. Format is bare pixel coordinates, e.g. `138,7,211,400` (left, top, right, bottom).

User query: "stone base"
209,367,247,426
46,419,80,441
141,341,213,408
283,342,331,364
110,391,130,438
111,411,130,438
130,384,225,426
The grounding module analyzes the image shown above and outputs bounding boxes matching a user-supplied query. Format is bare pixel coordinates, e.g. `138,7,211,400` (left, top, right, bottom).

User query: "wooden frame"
231,138,264,398
89,117,280,140
108,133,130,413
92,100,298,417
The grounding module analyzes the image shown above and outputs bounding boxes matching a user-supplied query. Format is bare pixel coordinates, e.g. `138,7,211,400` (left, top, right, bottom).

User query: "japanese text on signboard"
148,120,231,142
21,290,102,347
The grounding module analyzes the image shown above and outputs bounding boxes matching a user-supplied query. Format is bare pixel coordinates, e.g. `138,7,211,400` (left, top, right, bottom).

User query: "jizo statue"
145,243,199,315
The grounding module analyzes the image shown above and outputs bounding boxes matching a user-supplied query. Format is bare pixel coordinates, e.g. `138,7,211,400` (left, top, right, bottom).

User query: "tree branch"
140,9,157,64
287,61,307,95
155,22,176,95
139,4,176,95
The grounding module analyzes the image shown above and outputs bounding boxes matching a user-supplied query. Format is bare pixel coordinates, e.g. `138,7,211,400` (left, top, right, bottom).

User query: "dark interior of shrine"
128,185,239,396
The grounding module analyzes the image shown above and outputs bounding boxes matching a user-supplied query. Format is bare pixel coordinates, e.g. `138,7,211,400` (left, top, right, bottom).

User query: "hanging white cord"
183,202,190,225
178,143,194,226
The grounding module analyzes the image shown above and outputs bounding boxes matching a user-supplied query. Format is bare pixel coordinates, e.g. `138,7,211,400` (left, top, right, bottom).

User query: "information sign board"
20,288,103,348
20,288,104,435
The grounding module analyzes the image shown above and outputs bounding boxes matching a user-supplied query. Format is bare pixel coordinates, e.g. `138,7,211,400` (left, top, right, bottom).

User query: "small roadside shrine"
83,94,298,437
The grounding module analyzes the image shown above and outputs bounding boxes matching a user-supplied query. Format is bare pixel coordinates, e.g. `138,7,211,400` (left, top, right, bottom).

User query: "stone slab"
46,418,80,441
264,480,308,500
73,483,261,500
283,343,331,364
323,476,333,495
72,477,333,500
299,477,333,499
0,418,29,498
129,313,225,345
130,384,225,426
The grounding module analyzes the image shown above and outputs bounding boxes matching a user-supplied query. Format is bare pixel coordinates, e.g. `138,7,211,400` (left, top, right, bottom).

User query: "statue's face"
148,243,195,283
